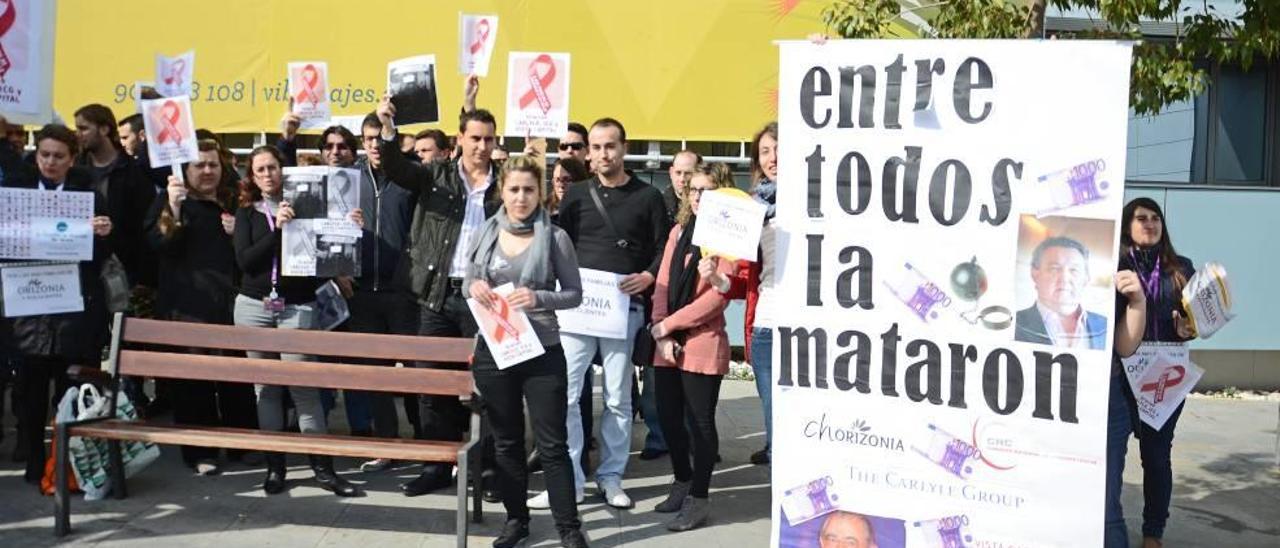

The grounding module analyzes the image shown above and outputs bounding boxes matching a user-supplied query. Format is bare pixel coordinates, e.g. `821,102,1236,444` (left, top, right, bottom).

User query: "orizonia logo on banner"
770,39,1133,548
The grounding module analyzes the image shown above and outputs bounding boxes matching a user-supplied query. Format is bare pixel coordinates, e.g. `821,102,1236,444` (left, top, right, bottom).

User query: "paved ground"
1,380,1277,547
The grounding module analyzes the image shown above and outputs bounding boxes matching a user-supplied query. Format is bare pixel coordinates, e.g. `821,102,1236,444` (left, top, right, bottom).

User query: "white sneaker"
597,477,633,509
527,489,585,510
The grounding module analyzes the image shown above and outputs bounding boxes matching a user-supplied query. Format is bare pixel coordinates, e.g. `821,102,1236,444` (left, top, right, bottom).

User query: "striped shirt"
449,163,494,277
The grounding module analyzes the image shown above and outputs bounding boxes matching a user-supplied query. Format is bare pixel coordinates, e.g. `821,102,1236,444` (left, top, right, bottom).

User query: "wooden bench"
54,313,483,547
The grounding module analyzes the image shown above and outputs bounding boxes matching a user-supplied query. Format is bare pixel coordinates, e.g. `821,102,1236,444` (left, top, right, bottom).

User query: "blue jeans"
750,327,773,453
1133,391,1183,539
1105,374,1134,548
562,304,644,490
640,366,667,452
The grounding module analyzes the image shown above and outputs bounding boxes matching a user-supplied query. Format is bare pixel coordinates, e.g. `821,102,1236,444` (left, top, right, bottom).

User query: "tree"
821,0,1280,115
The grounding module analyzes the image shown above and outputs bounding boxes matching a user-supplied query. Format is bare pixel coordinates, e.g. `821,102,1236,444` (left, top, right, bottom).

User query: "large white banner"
771,40,1132,548
0,0,56,125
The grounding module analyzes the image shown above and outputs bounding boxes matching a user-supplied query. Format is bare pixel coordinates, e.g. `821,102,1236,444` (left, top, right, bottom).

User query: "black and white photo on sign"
387,55,440,125
281,167,362,277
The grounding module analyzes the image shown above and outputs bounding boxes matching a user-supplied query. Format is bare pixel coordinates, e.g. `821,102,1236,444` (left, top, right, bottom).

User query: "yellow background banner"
54,0,832,141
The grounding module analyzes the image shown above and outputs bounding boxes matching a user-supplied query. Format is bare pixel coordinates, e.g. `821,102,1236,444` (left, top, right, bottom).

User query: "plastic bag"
39,387,82,496
1181,262,1234,339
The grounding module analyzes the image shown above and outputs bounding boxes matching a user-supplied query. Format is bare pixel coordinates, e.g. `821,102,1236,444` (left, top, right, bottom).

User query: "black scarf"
667,217,701,317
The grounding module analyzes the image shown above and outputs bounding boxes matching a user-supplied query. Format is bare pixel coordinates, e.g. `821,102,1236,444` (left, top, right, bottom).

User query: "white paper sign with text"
141,96,198,168
468,283,545,369
692,189,767,262
0,0,57,125
288,61,331,129
459,14,498,77
155,50,194,99
2,262,83,317
504,52,569,138
556,268,628,339
1121,342,1203,430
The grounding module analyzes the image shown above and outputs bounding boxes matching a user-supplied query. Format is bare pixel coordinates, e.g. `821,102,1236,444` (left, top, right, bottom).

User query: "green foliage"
820,0,1280,115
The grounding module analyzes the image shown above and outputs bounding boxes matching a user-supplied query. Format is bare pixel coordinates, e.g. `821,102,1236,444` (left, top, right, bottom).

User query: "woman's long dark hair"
238,145,286,208
1121,197,1187,292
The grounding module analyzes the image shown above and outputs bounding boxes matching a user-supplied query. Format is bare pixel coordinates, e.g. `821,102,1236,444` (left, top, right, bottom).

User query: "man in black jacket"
336,113,421,471
374,93,500,496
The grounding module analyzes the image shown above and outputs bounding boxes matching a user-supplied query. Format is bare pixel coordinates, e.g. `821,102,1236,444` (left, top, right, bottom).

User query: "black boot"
263,452,287,495
309,455,363,497
493,518,530,548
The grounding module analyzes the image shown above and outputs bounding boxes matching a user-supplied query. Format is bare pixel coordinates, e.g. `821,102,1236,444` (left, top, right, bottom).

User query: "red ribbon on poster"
488,297,521,343
295,64,323,105
517,54,556,114
163,58,186,88
153,100,185,145
469,19,490,55
1140,365,1186,404
0,0,17,80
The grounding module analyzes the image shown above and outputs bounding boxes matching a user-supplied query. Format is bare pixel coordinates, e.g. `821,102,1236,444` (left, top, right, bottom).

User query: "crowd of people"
0,77,1191,548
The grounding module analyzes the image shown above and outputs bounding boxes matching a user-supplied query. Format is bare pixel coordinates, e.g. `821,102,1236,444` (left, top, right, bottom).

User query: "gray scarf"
468,205,553,288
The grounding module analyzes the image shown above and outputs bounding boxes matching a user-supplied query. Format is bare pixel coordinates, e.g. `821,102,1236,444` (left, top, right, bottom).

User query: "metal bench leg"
108,439,127,500
455,453,468,548
471,413,483,524
54,426,71,536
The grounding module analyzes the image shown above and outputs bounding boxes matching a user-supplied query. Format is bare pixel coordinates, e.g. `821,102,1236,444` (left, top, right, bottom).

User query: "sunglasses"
558,142,585,151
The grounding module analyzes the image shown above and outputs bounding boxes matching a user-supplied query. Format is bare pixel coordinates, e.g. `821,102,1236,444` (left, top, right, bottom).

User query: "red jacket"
651,224,737,376
721,258,761,361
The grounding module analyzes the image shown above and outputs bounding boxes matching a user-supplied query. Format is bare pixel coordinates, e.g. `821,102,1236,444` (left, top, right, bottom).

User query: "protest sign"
281,166,362,277
459,14,498,77
1,262,83,317
692,188,767,262
1182,262,1234,339
155,50,194,99
504,52,569,138
141,96,198,169
388,55,439,125
0,0,56,125
0,187,94,261
1121,342,1203,430
288,61,330,129
556,268,628,339
468,283,545,369
771,40,1133,548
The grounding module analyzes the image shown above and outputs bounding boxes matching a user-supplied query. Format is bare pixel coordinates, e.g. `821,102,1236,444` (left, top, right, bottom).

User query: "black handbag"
587,183,653,366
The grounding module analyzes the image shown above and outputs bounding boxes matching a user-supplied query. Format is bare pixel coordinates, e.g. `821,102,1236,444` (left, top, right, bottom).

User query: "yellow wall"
54,0,836,141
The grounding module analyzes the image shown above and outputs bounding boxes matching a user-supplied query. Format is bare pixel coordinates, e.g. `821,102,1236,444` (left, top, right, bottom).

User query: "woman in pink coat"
648,163,738,532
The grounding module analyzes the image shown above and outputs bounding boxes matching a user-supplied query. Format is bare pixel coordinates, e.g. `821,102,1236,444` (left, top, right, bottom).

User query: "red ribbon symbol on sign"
163,58,186,88
1140,365,1186,404
487,298,521,343
295,64,323,105
517,54,556,114
153,100,184,145
469,19,490,55
0,0,17,80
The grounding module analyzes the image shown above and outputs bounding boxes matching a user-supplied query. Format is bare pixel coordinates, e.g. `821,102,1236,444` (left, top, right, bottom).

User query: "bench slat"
119,351,473,397
122,318,474,364
69,421,464,462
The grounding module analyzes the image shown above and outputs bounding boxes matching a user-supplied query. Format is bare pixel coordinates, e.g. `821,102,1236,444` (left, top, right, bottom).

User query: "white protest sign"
504,52,569,138
155,50,194,99
2,262,83,317
692,188,767,262
459,14,498,77
0,0,56,125
0,187,94,261
1182,262,1234,339
468,283,545,369
141,96,198,168
1121,342,1203,430
288,61,331,129
771,40,1133,548
387,55,440,125
557,268,628,339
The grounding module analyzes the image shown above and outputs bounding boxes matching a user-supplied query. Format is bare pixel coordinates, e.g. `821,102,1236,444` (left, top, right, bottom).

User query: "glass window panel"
1213,66,1268,182
1126,96,1206,183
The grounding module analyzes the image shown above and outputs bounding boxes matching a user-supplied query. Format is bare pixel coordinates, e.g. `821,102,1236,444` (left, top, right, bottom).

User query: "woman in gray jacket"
464,155,588,548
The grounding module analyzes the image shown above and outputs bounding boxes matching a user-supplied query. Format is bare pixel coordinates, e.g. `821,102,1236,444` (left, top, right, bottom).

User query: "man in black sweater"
373,91,500,497
527,117,669,510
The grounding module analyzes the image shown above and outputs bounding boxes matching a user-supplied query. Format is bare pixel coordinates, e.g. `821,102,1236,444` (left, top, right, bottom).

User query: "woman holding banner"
649,163,738,531
714,121,778,466
231,145,363,497
7,125,113,484
464,155,588,548
145,139,257,475
1111,198,1197,548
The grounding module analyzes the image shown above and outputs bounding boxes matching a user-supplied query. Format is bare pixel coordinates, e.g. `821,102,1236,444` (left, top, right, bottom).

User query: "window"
1210,65,1269,182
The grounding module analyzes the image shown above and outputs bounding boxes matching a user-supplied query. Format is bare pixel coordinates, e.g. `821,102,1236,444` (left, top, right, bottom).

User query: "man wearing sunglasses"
277,109,359,168
558,122,589,165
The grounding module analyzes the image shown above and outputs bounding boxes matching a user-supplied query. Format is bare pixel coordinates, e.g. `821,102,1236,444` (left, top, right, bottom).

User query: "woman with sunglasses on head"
649,163,739,531
1107,198,1197,548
